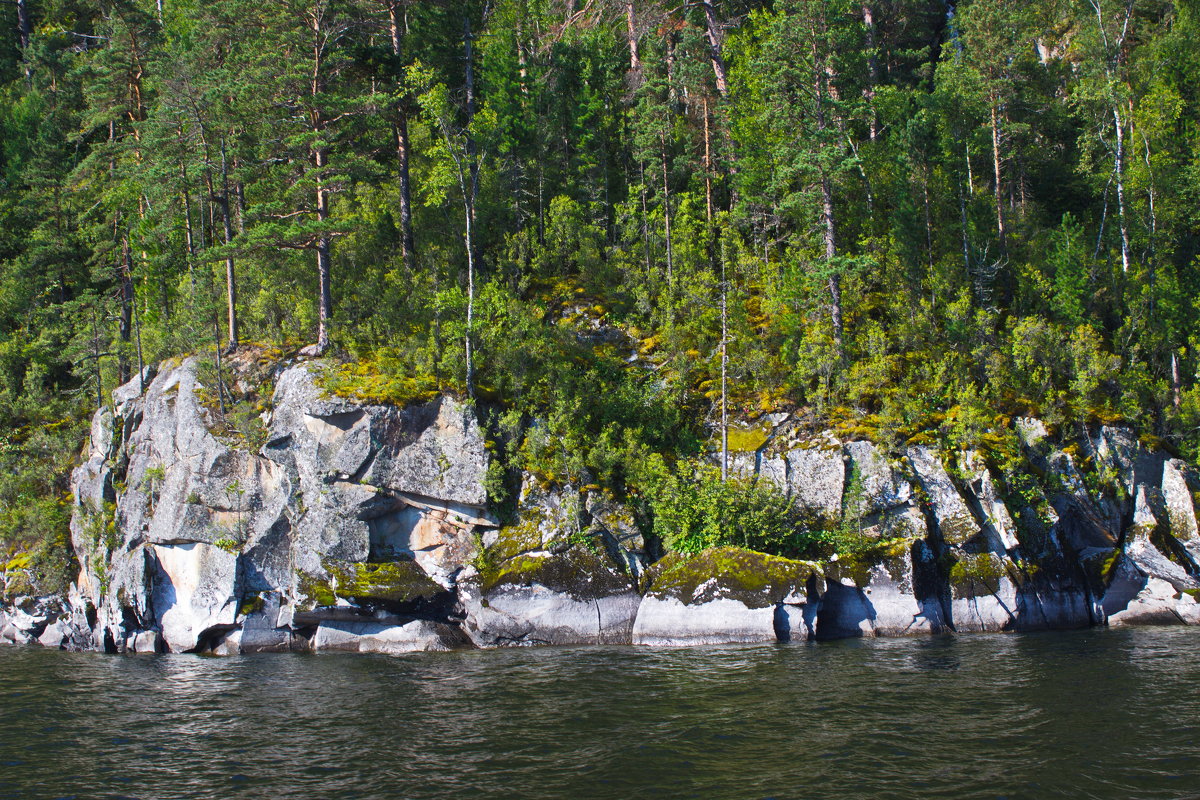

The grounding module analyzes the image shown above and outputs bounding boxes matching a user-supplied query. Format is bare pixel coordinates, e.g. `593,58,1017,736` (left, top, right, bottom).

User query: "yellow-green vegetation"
475,545,632,599
644,457,823,557
193,356,272,449
0,405,86,597
487,516,550,564
239,592,266,616
295,570,337,610
1076,547,1122,596
823,536,917,588
722,424,772,453
646,546,820,607
4,552,31,571
316,350,440,407
946,552,1008,598
81,500,119,553
321,560,445,605
213,537,241,554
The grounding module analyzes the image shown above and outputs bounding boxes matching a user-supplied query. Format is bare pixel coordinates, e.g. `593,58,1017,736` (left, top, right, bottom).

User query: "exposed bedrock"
7,355,1200,655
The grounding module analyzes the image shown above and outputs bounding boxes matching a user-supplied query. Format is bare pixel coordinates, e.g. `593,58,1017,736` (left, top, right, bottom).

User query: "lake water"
3,627,1200,799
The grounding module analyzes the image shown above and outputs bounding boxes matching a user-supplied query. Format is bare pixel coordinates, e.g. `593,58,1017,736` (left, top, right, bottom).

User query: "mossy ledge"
297,560,445,611
476,545,634,601
644,546,821,608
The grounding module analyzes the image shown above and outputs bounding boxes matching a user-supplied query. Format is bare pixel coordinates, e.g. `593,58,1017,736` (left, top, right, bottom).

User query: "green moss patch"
723,424,772,453
645,546,820,608
296,560,445,610
295,571,337,611
488,516,550,564
325,560,444,603
946,552,1007,598
479,546,633,600
823,537,914,588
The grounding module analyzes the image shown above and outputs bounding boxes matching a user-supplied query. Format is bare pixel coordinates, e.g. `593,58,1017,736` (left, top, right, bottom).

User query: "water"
2,628,1200,799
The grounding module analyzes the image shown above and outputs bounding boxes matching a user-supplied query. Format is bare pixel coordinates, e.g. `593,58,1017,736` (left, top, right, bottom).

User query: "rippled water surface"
4,628,1200,799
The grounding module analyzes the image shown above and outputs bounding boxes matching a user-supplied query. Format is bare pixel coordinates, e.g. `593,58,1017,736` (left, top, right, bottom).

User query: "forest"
1,0,1199,582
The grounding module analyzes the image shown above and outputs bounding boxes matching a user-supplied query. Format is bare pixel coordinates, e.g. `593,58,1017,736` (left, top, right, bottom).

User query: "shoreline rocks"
6,356,1200,656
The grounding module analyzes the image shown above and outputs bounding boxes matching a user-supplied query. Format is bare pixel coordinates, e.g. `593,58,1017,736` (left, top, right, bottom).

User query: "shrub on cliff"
642,457,822,558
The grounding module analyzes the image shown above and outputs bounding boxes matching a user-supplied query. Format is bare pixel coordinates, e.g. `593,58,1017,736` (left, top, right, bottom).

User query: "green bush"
642,457,822,558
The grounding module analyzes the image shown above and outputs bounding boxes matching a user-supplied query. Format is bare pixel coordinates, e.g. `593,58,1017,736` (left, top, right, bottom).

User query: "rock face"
7,355,1200,656
58,355,497,654
632,548,821,646
458,489,642,647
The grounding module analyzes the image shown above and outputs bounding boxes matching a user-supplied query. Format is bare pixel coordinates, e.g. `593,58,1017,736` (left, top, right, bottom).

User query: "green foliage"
317,351,440,407
643,457,823,558
213,537,241,555
0,0,1199,579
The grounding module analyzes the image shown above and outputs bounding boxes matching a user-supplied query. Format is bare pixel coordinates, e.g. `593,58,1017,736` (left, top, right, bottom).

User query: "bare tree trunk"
1113,104,1131,274
923,166,935,298
464,14,480,266
703,96,713,225
311,9,333,356
15,0,30,50
124,232,145,393
863,2,878,140
314,146,333,355
388,1,417,274
625,1,640,74
463,13,479,398
15,0,30,81
810,8,844,356
132,250,145,394
235,181,246,234
990,102,1006,249
665,28,678,107
640,160,651,276
720,238,728,483
659,129,674,287
91,306,103,410
211,315,227,416
700,0,729,98
960,177,971,289
180,160,196,305
822,176,844,354
1171,351,1182,410
220,139,238,351
118,235,134,386
516,13,528,94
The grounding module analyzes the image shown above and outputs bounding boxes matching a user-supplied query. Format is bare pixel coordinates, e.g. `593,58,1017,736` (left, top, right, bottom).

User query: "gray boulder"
905,446,982,546
845,440,912,514
818,539,946,639
782,439,846,522
313,619,468,654
460,542,640,647
632,547,821,646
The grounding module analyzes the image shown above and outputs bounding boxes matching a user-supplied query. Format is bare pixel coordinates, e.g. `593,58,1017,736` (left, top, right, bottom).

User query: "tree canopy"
3,0,1200,575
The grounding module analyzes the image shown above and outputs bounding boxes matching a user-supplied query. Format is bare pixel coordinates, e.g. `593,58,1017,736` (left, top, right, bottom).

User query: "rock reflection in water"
3,627,1200,799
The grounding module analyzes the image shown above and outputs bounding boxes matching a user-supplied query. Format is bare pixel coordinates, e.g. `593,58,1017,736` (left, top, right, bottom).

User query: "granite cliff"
4,354,1200,653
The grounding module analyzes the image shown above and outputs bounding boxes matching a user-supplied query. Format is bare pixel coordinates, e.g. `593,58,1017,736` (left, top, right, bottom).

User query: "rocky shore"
4,355,1200,654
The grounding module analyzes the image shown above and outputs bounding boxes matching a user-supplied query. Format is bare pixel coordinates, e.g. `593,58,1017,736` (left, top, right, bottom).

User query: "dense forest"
2,0,1199,581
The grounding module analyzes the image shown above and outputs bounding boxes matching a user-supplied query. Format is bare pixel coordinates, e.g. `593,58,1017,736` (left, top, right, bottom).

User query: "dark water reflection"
4,628,1200,799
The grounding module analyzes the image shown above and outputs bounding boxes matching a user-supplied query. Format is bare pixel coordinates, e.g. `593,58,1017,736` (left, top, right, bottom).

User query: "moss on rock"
325,560,445,604
824,537,915,588
644,546,820,608
946,552,1006,598
478,545,633,600
488,517,549,564
295,570,337,611
295,560,445,610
